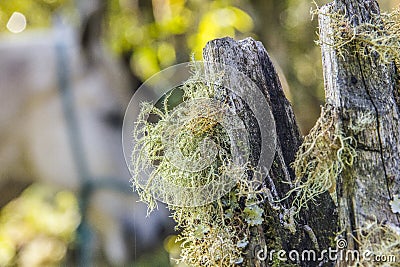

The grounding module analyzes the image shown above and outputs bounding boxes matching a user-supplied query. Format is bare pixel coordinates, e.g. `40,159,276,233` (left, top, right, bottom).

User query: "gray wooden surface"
204,37,338,267
200,0,400,265
319,0,400,265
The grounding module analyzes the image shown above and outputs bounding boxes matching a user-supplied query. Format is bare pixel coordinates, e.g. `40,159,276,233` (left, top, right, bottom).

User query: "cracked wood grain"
203,37,337,267
319,0,400,265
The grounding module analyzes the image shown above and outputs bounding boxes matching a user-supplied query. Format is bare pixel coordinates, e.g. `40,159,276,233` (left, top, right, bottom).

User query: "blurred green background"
0,0,399,266
1,0,398,131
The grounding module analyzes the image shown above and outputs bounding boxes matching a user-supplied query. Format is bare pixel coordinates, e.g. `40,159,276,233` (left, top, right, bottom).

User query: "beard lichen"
172,180,265,266
349,220,400,266
313,3,400,68
288,3,399,214
285,105,357,213
131,65,266,266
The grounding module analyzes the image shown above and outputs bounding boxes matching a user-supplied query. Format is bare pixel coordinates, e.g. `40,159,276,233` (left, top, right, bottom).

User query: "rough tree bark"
319,0,400,265
203,38,337,267
201,0,399,266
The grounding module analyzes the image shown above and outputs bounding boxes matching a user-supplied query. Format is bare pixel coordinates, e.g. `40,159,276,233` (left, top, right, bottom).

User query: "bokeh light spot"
6,12,26,33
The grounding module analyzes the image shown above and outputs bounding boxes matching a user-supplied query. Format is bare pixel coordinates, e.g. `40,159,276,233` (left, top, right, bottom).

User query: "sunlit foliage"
1,0,398,131
0,184,80,267
0,0,72,32
106,0,254,80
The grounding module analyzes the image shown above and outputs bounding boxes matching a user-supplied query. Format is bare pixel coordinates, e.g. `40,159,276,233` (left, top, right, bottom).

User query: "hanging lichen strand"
312,3,400,69
131,64,266,266
284,3,400,215
350,220,400,267
284,105,357,213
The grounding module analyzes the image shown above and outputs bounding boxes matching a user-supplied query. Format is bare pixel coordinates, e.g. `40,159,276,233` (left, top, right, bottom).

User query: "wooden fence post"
203,37,338,267
202,0,400,264
318,0,400,265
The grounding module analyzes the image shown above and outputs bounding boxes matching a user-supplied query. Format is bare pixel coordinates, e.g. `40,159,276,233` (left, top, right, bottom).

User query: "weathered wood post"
318,0,400,265
201,0,400,265
203,38,338,267
131,2,399,265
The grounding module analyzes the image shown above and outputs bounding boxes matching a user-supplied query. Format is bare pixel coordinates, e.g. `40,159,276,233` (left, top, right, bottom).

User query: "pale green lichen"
348,111,375,134
313,3,400,69
283,207,296,234
350,220,400,267
236,237,249,249
243,205,264,226
285,105,356,213
131,64,266,266
171,175,266,266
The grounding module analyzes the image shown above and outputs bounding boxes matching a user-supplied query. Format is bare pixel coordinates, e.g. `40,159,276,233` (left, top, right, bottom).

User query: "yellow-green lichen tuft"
131,64,266,266
350,220,400,266
313,3,400,68
285,105,356,213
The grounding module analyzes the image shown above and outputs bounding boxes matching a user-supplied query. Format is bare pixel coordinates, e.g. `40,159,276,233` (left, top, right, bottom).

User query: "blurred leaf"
0,184,80,267
158,42,176,67
0,0,71,32
106,0,254,80
131,46,161,79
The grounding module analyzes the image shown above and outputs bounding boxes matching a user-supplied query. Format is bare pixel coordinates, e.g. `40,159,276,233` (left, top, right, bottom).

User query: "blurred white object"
0,24,172,265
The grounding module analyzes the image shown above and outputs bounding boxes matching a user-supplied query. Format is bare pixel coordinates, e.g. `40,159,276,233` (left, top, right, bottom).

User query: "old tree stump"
201,0,400,266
